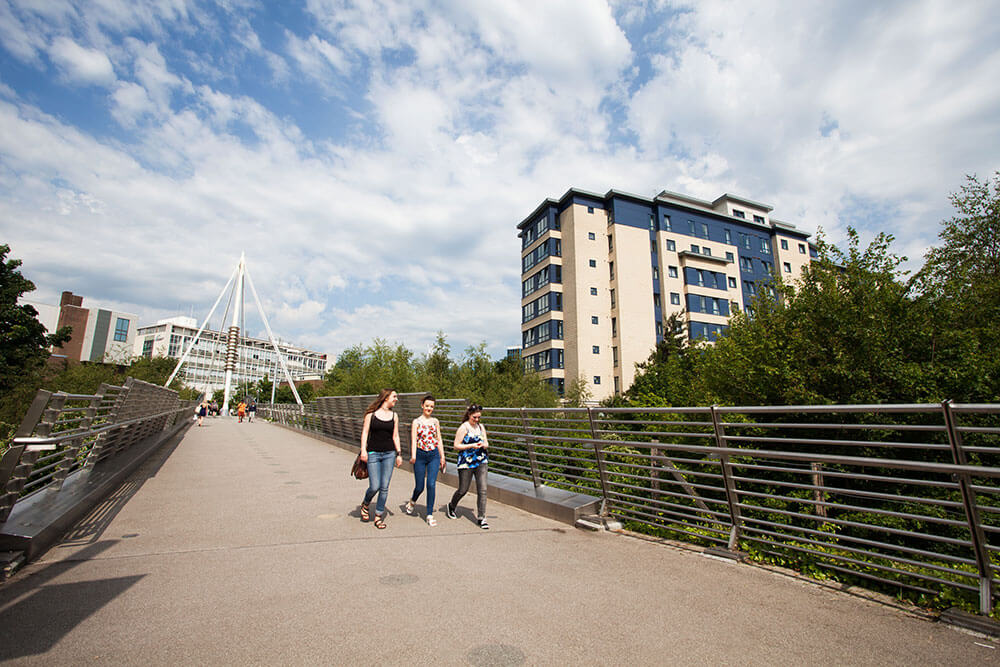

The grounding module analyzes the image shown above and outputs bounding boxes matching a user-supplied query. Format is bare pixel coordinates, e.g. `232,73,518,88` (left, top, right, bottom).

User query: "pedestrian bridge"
1,384,998,664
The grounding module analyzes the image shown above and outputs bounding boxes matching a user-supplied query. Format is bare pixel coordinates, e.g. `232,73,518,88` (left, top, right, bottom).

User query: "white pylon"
166,252,304,412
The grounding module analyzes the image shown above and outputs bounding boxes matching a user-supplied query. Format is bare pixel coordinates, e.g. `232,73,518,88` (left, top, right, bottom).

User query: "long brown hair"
461,402,483,424
365,389,396,415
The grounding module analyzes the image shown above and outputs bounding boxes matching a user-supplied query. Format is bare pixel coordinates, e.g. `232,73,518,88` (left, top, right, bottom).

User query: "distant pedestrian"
445,403,490,529
405,395,446,526
237,401,247,423
197,399,208,427
248,402,256,423
359,389,402,529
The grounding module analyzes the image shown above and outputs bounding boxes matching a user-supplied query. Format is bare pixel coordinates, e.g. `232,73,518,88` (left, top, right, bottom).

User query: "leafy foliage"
320,334,558,408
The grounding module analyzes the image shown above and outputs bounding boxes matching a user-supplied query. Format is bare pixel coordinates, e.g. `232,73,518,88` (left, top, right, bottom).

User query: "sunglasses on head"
470,404,482,412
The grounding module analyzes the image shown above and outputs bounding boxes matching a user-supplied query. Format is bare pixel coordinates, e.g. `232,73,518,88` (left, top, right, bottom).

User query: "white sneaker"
404,500,415,515
426,515,437,526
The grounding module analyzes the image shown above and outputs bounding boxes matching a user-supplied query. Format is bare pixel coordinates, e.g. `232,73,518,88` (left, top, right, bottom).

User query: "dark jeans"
450,463,487,519
411,448,441,516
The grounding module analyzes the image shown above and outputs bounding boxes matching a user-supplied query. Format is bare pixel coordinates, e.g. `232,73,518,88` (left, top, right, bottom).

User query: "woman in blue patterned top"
445,404,490,529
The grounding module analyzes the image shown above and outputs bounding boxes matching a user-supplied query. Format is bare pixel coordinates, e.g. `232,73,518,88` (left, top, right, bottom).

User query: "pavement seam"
35,527,568,564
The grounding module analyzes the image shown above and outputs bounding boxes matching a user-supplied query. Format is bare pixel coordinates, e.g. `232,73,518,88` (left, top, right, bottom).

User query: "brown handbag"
351,453,368,480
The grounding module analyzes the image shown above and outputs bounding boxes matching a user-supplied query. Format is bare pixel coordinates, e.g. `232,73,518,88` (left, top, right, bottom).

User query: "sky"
1,0,998,362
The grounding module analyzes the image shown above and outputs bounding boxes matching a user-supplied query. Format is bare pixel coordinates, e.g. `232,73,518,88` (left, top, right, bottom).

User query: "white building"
23,291,139,364
133,316,329,394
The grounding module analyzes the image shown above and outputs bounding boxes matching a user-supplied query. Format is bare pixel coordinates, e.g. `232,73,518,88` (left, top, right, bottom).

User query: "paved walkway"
0,418,996,665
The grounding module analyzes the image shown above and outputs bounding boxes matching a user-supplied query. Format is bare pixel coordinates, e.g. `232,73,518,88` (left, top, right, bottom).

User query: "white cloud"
1,0,998,364
48,36,116,85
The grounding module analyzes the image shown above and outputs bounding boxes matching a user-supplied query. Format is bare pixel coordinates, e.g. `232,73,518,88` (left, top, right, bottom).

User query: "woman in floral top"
405,395,447,525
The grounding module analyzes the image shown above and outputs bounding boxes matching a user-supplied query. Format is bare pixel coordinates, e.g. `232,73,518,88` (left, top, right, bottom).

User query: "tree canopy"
621,173,1000,408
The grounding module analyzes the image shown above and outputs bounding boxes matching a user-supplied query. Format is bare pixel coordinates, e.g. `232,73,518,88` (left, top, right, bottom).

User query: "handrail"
259,395,1000,616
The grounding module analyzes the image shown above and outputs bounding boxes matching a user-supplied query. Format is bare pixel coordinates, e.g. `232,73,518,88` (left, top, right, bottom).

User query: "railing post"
942,400,994,615
587,407,612,517
710,405,743,552
519,408,542,488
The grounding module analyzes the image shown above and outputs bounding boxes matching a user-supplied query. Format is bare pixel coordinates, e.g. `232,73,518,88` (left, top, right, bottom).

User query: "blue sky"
1,0,998,362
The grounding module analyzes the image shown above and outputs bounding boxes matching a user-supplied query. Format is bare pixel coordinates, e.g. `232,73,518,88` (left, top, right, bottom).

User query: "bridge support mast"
221,253,245,416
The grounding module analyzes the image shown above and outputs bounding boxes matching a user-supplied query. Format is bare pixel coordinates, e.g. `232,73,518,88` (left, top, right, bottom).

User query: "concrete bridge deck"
0,418,996,665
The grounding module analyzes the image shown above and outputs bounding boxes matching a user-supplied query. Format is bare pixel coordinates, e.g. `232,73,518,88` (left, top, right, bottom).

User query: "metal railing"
0,378,198,523
260,396,1000,615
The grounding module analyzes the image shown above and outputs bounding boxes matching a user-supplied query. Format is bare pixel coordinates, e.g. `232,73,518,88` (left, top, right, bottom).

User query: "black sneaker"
445,504,457,520
478,518,490,530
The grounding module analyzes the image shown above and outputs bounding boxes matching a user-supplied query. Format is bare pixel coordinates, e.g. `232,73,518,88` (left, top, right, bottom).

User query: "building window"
666,240,676,252
733,209,745,219
609,262,615,280
612,347,618,368
691,244,700,254
668,266,678,278
610,289,616,307
650,240,656,253
670,292,680,305
614,376,620,393
653,293,660,309
760,238,771,253
728,276,737,288
701,222,709,239
590,287,598,296
753,215,765,224
593,376,601,385
588,232,596,240
688,220,696,235
652,266,660,280
726,252,734,262
141,338,154,358
702,247,711,257
588,206,594,214
663,215,672,231
799,243,806,254
592,316,599,325
783,262,792,273
611,317,617,337
740,257,754,271
589,259,597,267
780,239,788,250
113,318,130,342
725,229,732,244
649,214,656,231
593,345,600,354
608,235,614,252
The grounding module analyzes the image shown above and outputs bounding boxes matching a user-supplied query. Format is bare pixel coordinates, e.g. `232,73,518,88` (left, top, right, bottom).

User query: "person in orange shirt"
237,401,247,423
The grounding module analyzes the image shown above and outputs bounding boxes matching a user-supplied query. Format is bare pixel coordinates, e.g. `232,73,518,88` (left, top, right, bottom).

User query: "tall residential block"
518,188,814,401
22,291,139,364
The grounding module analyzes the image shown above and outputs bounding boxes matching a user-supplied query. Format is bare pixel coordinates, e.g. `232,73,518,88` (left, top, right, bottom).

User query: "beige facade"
519,188,813,402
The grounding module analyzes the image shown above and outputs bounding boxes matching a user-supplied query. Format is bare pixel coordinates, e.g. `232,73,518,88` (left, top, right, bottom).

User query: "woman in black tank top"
359,389,401,529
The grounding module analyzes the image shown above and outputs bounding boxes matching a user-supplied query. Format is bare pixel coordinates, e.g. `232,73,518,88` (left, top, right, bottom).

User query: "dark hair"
461,403,483,423
365,389,396,415
421,394,435,404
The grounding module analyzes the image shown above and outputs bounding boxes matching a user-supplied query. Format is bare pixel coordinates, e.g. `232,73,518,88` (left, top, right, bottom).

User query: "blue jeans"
411,448,441,515
363,450,396,515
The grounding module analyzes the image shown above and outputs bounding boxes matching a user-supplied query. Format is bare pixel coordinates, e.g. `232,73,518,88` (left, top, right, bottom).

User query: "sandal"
373,514,387,529
360,503,370,522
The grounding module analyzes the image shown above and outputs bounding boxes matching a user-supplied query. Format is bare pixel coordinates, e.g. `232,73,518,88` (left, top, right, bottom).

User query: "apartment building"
133,316,328,394
22,291,139,364
518,188,814,400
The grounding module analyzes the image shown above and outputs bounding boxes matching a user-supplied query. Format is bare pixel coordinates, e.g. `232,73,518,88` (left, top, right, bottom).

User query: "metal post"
710,405,743,552
587,407,612,517
942,400,994,615
519,408,542,488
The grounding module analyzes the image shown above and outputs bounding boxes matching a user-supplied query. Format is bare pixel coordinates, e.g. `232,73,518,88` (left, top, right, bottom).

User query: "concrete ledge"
0,419,193,561
268,422,601,524
940,607,1000,637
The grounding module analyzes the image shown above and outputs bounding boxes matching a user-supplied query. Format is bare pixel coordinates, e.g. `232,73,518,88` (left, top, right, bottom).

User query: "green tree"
916,171,1000,401
564,375,593,407
0,243,71,394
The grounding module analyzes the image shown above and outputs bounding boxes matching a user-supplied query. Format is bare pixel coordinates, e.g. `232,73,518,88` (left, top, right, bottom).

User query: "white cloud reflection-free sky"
1,1,997,360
